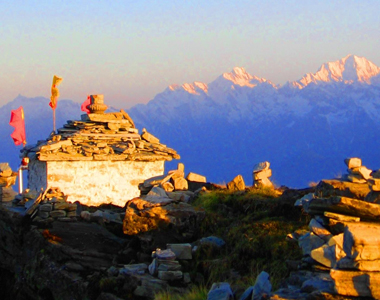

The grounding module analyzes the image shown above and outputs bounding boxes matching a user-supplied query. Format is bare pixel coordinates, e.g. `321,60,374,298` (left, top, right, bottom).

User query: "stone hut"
20,95,180,207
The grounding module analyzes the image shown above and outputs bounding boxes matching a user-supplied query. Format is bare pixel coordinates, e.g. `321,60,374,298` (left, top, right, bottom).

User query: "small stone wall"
28,160,164,207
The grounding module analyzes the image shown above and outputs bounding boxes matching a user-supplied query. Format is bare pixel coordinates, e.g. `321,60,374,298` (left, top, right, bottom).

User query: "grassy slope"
155,187,310,299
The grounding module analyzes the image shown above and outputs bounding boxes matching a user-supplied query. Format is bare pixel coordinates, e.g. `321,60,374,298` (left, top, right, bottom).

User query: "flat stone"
324,211,360,222
252,161,270,173
315,179,370,200
344,157,362,169
304,196,380,220
309,218,332,242
50,210,67,218
141,129,160,144
167,243,192,260
54,202,77,211
186,172,206,183
254,169,272,180
153,248,176,260
158,270,183,281
38,211,50,219
119,263,148,275
345,174,367,183
39,204,53,212
157,260,182,272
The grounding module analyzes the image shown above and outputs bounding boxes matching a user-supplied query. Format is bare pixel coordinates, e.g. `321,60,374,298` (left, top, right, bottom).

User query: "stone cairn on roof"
287,157,380,298
20,95,180,162
252,161,274,188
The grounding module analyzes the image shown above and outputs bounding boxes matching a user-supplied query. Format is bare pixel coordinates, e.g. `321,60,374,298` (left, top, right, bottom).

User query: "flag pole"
53,108,56,132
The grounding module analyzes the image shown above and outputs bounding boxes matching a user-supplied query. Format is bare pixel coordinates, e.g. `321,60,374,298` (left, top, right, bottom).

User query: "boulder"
172,177,188,191
123,197,205,240
251,271,272,300
226,175,245,191
207,282,234,300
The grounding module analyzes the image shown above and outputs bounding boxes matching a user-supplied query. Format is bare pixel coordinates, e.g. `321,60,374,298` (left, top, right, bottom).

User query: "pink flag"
81,95,91,113
9,106,26,146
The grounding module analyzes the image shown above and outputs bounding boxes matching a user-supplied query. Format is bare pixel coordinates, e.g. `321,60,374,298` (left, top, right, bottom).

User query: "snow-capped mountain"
1,55,380,188
292,54,380,88
128,55,380,187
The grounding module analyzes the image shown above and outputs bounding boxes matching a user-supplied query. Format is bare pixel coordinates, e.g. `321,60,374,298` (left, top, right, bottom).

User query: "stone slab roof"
21,110,180,162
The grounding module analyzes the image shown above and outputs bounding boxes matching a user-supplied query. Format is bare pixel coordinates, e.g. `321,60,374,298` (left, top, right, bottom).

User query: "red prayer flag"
81,95,91,113
9,106,26,146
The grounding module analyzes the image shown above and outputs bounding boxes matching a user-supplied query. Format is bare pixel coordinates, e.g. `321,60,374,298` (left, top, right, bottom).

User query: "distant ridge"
2,55,380,187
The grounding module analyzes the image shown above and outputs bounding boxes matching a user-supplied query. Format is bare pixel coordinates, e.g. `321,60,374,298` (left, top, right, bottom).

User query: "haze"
1,0,379,108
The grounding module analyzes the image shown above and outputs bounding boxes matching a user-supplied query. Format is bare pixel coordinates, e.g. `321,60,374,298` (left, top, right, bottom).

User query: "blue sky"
1,0,379,108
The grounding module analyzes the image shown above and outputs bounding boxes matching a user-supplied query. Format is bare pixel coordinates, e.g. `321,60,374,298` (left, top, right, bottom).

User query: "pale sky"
1,0,379,108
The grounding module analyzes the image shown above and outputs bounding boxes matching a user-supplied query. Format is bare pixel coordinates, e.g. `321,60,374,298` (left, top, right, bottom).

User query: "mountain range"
1,55,380,188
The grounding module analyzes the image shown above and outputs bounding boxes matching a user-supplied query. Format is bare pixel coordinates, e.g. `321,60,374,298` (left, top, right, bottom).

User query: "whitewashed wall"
28,160,164,207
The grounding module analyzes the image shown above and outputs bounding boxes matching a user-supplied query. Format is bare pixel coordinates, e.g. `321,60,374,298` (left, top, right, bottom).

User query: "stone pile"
13,187,79,223
20,109,180,163
290,157,380,298
0,163,17,202
139,163,207,197
342,157,372,183
252,161,273,188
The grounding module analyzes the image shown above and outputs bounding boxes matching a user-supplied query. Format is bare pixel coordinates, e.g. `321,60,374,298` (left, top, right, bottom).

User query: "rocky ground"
1,157,380,299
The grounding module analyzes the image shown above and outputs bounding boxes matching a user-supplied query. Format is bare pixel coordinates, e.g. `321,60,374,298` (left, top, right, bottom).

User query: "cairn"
252,161,273,188
0,163,17,202
343,157,372,183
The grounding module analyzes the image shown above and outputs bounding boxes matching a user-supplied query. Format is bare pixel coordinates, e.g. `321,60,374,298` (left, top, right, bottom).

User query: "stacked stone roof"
21,110,180,162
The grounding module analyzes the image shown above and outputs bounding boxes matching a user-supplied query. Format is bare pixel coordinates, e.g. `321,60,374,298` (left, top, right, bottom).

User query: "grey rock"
207,282,234,300
167,243,192,260
119,263,148,275
200,236,226,248
298,232,325,256
157,270,183,281
252,271,272,300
